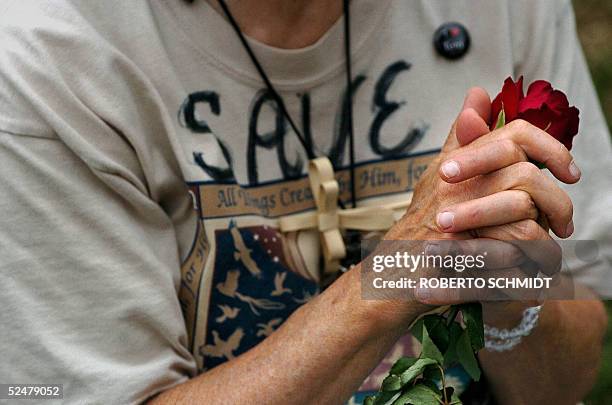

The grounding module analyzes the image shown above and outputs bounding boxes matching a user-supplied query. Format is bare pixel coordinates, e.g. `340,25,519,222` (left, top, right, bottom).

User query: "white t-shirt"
0,0,610,403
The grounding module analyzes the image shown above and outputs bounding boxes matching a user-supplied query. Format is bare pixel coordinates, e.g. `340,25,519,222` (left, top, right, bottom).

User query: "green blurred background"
574,1,612,404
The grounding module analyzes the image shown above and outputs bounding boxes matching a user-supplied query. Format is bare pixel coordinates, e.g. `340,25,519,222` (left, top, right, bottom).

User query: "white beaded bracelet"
484,305,543,352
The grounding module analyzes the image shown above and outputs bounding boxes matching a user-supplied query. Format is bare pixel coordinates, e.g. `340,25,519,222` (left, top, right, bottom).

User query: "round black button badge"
434,22,471,60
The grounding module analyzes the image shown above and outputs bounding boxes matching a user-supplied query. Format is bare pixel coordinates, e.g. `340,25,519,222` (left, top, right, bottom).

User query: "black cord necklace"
213,0,363,283
215,0,358,209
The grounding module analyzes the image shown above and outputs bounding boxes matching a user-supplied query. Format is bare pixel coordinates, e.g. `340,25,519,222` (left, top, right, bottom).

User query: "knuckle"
468,204,483,223
515,191,537,218
498,139,517,158
508,118,531,133
442,149,461,163
515,161,540,183
515,219,541,240
435,181,450,198
435,181,463,202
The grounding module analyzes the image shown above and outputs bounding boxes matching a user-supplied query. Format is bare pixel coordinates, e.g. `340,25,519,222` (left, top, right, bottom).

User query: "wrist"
348,263,431,334
483,302,544,352
482,301,541,329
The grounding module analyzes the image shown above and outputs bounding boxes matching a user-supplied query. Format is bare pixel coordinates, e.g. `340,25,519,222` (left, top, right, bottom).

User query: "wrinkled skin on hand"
382,88,578,309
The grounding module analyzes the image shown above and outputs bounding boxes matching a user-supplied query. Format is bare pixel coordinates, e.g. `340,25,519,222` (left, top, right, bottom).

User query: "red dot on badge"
433,22,471,60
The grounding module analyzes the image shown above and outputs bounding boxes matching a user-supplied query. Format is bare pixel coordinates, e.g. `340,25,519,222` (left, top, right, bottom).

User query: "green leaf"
447,387,463,405
421,378,441,393
456,329,481,381
443,321,462,367
411,318,424,343
382,374,402,392
450,394,463,405
373,390,401,405
424,315,450,353
421,325,444,364
364,396,375,405
446,306,460,326
399,358,438,385
460,303,484,351
494,108,506,129
390,357,418,375
450,388,463,405
392,383,441,405
422,364,441,381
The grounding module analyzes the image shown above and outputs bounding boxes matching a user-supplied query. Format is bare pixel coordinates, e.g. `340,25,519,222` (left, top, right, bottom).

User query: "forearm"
149,266,421,405
479,298,607,405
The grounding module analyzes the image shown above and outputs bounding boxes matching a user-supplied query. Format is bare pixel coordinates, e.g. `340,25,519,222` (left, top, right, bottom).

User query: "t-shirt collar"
160,0,391,88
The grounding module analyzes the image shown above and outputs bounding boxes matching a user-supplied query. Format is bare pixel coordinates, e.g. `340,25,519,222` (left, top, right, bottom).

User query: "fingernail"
437,212,455,231
425,242,442,256
566,220,574,237
441,161,460,178
415,288,431,302
569,160,581,179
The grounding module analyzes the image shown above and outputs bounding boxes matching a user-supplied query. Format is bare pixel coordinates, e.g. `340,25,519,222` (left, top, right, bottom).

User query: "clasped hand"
385,87,580,310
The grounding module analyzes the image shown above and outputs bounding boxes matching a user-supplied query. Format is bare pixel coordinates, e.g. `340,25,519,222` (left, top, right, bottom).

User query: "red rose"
490,76,580,150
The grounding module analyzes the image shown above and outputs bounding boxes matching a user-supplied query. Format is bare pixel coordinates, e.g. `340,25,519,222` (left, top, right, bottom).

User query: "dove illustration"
200,328,244,360
256,318,283,337
215,304,240,323
271,272,292,296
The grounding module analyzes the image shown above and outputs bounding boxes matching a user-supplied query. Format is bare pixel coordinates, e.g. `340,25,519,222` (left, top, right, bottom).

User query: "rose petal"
517,76,525,99
519,80,553,113
544,90,570,113
492,78,579,151
519,107,556,134
526,80,553,96
520,105,579,150
540,105,579,150
547,114,570,146
564,106,580,150
490,76,525,129
501,77,522,120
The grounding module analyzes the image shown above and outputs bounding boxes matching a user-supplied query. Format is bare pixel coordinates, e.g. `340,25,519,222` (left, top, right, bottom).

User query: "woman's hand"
373,87,579,318
388,87,579,244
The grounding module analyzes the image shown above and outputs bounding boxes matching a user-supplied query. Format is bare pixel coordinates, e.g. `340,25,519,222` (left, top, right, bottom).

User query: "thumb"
442,87,492,152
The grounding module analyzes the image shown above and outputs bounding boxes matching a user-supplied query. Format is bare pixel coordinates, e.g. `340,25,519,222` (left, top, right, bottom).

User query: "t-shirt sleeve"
0,2,197,403
510,0,612,298
0,131,196,404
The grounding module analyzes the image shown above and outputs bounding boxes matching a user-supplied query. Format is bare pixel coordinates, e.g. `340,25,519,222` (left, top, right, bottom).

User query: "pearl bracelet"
484,305,543,352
